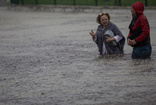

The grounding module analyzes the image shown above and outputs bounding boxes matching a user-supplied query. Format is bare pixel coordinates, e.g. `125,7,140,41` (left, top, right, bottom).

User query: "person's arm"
89,30,96,41
105,36,115,43
105,35,123,43
135,16,149,42
112,22,124,39
90,26,100,43
114,35,123,42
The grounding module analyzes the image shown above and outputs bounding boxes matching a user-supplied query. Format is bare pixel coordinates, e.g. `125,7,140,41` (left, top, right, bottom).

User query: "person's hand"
89,30,95,40
127,38,132,46
127,38,137,46
105,36,115,43
89,30,95,37
130,39,137,45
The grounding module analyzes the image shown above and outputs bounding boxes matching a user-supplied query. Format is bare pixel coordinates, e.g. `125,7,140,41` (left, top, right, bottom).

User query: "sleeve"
93,26,100,43
114,35,123,42
93,35,97,42
135,16,150,42
112,23,124,38
128,32,131,36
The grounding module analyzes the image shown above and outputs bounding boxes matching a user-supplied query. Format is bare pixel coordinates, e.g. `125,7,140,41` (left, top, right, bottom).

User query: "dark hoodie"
128,2,150,47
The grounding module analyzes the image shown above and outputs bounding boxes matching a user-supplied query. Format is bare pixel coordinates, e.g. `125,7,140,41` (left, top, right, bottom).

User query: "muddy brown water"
0,7,156,105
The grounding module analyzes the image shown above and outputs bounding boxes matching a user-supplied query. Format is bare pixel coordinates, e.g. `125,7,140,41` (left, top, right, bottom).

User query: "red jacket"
128,2,150,43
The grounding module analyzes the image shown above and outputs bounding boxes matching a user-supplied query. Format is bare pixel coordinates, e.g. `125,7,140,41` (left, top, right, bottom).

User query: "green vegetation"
16,0,156,6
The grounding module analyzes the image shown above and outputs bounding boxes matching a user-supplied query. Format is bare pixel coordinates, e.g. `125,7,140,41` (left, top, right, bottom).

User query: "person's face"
100,15,109,27
131,7,136,17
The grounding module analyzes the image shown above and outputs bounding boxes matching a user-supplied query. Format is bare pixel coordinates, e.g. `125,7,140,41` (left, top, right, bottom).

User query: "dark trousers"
132,44,152,59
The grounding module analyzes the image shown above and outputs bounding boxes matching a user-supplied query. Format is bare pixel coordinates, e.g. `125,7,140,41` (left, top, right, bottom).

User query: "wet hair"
96,12,111,24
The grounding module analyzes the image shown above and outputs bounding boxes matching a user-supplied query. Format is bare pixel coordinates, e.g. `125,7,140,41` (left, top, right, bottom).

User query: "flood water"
0,7,156,105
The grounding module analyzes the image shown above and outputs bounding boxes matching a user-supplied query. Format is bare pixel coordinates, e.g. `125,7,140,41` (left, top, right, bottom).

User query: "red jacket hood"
132,2,144,15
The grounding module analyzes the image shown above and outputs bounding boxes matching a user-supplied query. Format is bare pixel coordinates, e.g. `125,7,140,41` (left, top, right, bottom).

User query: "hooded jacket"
128,2,150,47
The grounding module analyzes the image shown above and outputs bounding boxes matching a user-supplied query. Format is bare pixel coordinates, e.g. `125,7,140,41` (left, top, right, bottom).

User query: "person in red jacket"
127,1,152,59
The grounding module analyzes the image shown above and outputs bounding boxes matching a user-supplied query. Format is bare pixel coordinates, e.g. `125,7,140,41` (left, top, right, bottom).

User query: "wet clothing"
128,2,152,59
132,44,152,59
94,22,125,55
